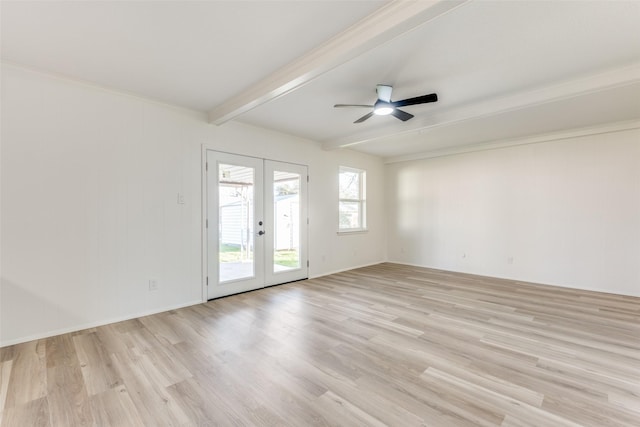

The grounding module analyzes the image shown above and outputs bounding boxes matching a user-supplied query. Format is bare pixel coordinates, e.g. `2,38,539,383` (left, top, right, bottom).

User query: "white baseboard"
387,260,640,298
309,261,385,280
0,299,203,348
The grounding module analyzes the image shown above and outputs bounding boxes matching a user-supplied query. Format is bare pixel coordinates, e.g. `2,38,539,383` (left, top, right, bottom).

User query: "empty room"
1,1,639,426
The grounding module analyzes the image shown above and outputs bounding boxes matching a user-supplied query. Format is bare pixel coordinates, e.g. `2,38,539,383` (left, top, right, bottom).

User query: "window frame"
338,166,367,233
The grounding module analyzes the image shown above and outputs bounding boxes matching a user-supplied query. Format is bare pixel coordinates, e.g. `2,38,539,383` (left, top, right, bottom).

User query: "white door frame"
201,147,308,301
264,160,308,287
206,151,265,299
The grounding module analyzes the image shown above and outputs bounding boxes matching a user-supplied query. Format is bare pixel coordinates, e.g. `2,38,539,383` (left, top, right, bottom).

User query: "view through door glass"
218,163,255,282
272,170,301,273
264,160,308,287
207,151,307,300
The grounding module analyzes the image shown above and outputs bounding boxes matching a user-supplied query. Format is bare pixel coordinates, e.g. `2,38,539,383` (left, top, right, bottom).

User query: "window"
339,166,366,231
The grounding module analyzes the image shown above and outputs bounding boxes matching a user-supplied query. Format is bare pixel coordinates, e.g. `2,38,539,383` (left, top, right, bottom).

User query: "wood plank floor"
1,263,639,426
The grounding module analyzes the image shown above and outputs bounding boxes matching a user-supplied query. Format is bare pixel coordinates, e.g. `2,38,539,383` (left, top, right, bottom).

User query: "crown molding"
383,119,640,164
207,0,470,125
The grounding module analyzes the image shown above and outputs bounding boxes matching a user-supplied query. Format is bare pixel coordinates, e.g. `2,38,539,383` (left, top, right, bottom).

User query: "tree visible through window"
339,166,366,231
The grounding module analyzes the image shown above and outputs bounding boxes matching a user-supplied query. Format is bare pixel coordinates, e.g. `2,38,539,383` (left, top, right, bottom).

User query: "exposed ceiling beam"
321,62,640,150
207,0,470,125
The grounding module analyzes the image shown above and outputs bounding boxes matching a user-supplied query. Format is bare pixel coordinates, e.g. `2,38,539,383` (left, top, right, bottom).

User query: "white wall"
0,64,385,346
386,127,640,297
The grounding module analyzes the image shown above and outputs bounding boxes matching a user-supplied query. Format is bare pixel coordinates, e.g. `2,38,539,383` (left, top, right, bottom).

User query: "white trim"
309,261,383,280
0,300,202,348
264,160,309,286
201,144,209,303
339,166,367,231
201,147,310,300
206,151,266,299
337,229,368,235
384,119,640,164
207,0,470,124
387,261,640,298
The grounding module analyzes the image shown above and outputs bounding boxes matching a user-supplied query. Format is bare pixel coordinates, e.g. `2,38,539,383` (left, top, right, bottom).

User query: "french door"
206,151,308,299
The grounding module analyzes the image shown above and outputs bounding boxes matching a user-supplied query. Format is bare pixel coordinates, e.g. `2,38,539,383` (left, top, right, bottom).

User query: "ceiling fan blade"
334,104,374,108
354,112,374,123
376,85,393,102
392,93,438,108
391,109,414,121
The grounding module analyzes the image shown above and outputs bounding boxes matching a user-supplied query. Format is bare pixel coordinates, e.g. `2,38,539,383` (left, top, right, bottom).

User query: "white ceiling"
2,1,639,161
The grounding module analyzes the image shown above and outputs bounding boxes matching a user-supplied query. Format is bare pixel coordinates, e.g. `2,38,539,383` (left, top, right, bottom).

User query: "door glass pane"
218,163,255,282
273,171,300,272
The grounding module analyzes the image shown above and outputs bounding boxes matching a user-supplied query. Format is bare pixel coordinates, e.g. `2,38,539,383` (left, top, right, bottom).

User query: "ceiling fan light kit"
334,84,438,123
373,102,394,116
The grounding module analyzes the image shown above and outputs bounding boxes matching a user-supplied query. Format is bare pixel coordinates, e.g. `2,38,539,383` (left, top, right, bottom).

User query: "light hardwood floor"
1,263,639,426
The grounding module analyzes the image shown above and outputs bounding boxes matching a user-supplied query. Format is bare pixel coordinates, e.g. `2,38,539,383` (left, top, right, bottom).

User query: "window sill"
337,229,368,235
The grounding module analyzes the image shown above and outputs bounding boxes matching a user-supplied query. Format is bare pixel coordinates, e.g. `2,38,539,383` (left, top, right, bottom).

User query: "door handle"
258,230,265,236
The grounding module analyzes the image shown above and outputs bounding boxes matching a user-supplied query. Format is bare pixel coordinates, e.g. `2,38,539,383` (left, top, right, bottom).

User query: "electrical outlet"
149,279,158,291
508,257,514,265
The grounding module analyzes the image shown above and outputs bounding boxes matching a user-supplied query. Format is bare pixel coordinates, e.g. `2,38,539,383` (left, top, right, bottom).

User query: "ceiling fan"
334,84,438,123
